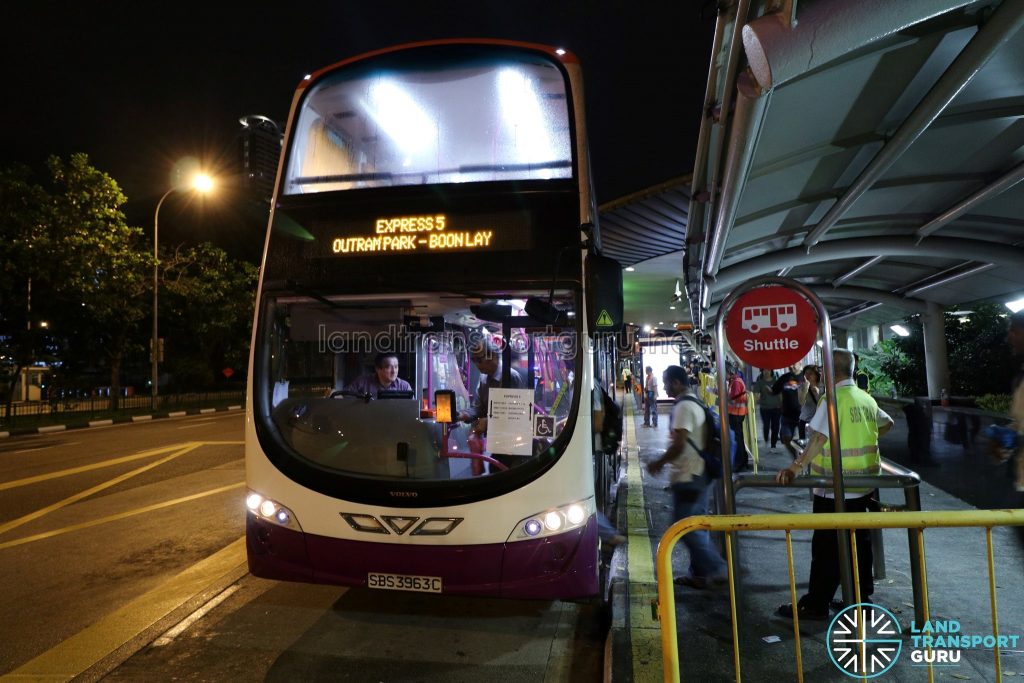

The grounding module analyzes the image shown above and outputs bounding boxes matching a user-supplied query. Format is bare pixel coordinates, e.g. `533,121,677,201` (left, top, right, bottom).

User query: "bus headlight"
245,490,302,531
511,498,594,542
566,504,586,525
543,512,562,531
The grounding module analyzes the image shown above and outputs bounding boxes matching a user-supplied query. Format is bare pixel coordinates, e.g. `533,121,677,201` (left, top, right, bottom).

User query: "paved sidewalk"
614,400,1024,682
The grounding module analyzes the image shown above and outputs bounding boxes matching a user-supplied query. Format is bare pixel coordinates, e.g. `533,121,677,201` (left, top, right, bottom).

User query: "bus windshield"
258,289,579,482
283,47,573,194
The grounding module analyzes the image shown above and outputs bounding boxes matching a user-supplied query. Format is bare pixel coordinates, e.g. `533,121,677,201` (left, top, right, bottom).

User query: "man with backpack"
646,365,727,588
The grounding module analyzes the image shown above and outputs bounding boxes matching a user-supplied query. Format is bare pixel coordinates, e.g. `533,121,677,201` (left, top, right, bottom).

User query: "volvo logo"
340,513,463,536
389,491,418,498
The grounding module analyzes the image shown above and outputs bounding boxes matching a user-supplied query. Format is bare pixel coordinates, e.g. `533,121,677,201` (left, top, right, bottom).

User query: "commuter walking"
643,366,659,427
753,369,781,450
774,349,894,620
772,365,804,460
647,365,727,588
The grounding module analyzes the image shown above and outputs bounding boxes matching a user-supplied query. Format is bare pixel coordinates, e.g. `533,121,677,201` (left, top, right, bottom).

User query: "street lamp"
152,173,214,408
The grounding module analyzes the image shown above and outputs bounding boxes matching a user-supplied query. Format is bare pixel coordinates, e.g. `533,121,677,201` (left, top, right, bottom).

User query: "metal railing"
728,458,928,623
654,508,1024,682
1,390,244,428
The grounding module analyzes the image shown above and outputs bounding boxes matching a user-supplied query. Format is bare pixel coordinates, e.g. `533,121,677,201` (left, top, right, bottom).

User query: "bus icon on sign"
741,304,797,333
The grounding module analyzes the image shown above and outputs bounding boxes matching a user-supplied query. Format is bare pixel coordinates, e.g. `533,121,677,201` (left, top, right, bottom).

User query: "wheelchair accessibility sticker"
534,414,555,438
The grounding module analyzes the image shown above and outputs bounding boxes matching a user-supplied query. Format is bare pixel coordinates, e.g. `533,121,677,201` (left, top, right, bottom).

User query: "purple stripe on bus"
246,513,598,599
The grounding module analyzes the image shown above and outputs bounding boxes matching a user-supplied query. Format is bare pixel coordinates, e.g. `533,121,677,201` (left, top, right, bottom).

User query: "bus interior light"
498,69,555,167
365,80,437,156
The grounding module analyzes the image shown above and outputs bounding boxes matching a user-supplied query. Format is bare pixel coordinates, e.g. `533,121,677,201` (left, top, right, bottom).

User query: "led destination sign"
331,214,494,254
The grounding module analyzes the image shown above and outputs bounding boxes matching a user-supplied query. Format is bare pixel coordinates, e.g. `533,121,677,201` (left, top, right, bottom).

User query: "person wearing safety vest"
774,349,894,621
699,364,717,407
727,364,749,472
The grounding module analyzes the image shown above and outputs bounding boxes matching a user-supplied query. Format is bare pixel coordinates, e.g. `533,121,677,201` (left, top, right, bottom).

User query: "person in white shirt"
643,366,659,427
647,365,726,588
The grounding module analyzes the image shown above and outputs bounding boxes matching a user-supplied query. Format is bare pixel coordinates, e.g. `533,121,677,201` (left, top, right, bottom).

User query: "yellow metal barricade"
743,391,758,472
654,508,1024,682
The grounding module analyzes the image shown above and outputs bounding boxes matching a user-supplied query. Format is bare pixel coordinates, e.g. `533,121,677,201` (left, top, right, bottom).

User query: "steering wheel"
328,389,366,399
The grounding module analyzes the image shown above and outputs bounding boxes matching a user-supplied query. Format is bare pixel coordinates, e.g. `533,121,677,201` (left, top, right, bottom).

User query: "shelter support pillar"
833,326,849,349
921,301,950,399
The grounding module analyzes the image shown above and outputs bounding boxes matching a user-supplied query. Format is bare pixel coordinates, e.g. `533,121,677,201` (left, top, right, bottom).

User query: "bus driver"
344,352,412,398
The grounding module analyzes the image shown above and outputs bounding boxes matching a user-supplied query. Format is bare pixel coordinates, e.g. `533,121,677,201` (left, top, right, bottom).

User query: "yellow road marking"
2,537,246,682
0,482,244,550
623,400,663,682
0,443,192,492
0,443,202,537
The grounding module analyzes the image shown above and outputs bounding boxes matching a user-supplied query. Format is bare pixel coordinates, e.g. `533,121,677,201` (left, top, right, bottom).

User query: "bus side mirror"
586,254,623,333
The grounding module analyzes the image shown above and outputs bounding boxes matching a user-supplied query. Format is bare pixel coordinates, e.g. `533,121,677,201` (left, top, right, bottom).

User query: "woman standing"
753,369,781,450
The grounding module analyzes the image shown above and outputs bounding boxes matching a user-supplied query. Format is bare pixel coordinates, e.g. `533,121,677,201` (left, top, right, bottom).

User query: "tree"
46,154,151,409
870,303,1014,399
944,302,1015,396
0,165,53,415
160,242,257,390
875,331,926,397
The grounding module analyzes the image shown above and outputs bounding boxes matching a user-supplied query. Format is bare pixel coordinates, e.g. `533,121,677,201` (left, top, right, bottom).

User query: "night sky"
2,1,714,258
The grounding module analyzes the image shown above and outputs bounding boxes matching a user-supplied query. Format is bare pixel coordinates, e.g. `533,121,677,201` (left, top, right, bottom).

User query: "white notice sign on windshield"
487,388,535,456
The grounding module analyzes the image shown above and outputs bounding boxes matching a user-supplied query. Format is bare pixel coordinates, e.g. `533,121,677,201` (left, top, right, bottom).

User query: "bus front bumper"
246,514,598,599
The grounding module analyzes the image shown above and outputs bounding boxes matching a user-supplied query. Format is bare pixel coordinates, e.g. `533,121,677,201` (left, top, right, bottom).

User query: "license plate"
367,572,443,593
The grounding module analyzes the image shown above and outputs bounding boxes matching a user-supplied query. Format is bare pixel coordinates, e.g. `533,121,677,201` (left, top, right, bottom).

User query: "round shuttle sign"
725,286,818,369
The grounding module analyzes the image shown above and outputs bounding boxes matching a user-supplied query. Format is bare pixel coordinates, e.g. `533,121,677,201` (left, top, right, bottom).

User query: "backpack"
678,395,723,479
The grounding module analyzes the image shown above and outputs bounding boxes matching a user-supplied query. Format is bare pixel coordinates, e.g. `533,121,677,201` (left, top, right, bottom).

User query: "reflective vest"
727,376,748,416
808,385,882,495
699,373,717,407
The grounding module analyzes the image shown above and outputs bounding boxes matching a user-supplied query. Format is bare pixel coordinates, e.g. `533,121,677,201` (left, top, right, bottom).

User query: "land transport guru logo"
827,603,902,678
827,603,1022,678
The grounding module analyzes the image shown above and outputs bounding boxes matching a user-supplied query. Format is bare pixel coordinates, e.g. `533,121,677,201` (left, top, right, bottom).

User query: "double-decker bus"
245,40,623,599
